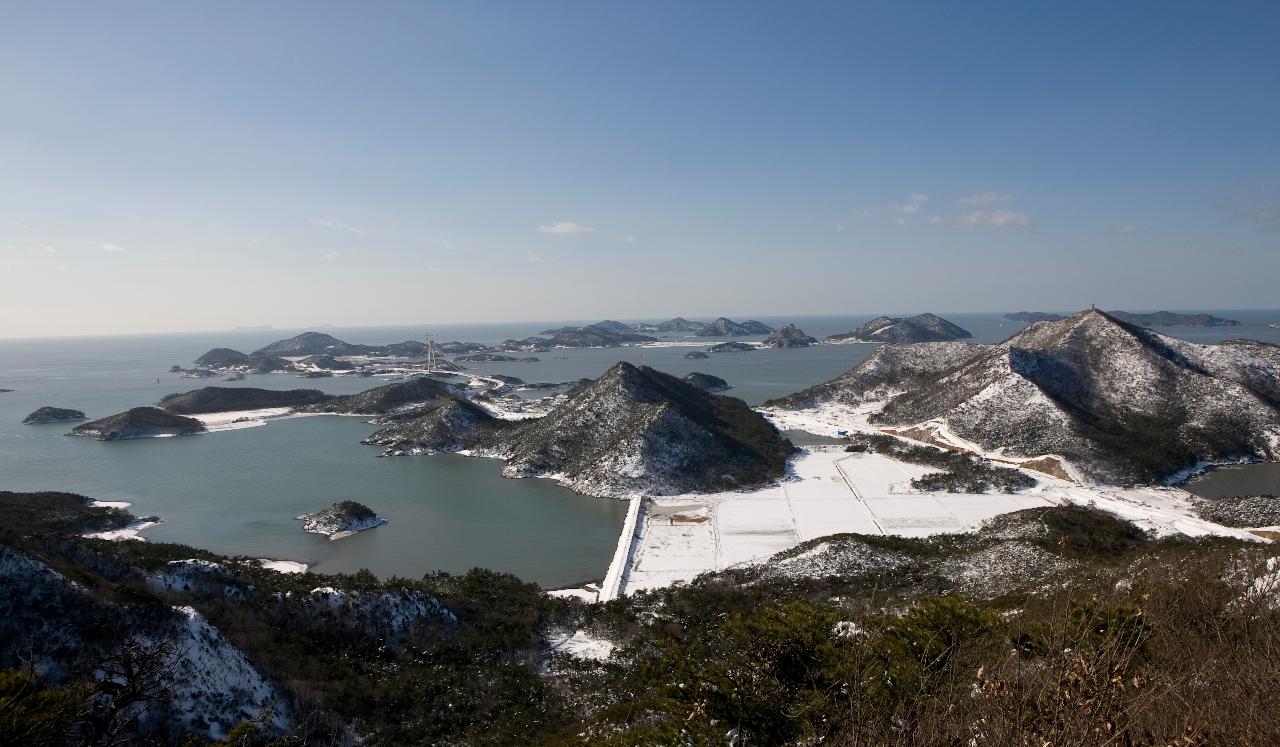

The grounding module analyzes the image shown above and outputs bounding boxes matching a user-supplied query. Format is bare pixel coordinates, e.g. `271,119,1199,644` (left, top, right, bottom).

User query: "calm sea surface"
3,310,1278,585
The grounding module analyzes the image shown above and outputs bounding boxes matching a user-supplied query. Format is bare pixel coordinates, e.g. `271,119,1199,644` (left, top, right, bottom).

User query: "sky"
2,1,1278,338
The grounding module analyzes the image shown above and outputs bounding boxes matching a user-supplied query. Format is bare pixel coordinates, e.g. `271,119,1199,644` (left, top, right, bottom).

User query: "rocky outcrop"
683,372,731,392
1108,310,1241,327
827,313,972,343
683,351,710,360
761,324,817,348
159,387,331,414
298,501,386,539
473,362,794,496
71,407,206,440
23,406,88,424
703,317,774,336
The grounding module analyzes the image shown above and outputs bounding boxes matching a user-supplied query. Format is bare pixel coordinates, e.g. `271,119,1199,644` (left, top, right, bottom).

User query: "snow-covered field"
187,407,294,432
612,445,1263,597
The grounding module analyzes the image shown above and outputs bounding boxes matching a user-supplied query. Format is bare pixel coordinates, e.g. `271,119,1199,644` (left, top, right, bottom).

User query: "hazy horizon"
3,3,1278,338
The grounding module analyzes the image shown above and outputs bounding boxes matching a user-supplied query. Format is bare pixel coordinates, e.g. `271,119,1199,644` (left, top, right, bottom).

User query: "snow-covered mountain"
774,310,1280,484
476,362,794,496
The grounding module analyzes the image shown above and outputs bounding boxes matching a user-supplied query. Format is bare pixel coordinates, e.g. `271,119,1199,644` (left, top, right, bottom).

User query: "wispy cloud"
957,192,1014,206
25,244,56,255
857,193,928,222
1113,224,1138,235
1228,198,1280,224
835,223,846,232
537,221,596,237
959,209,1031,228
527,251,547,263
618,234,637,243
322,250,340,260
311,218,366,236
97,242,126,253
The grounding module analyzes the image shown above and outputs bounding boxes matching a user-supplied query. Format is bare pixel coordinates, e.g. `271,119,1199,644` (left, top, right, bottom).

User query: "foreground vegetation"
2,491,1279,745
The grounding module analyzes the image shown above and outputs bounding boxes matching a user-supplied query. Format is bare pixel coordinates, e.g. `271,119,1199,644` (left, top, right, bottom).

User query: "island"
298,500,386,540
826,313,972,343
761,323,817,348
23,406,88,424
708,341,755,353
703,317,774,336
1108,310,1241,327
683,351,710,359
70,407,206,441
1004,311,1065,322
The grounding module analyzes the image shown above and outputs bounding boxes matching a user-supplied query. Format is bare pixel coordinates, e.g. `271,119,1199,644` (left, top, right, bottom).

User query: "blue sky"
2,1,1277,336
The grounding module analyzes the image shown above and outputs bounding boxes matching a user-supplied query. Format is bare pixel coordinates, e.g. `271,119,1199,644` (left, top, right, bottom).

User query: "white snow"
140,605,291,740
89,500,132,509
188,407,294,432
543,629,615,665
256,559,309,573
84,515,164,541
611,445,1266,596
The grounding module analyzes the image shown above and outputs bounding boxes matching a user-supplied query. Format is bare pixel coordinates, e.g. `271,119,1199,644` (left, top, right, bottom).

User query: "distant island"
761,323,817,348
23,406,87,425
827,313,972,343
1004,310,1241,327
1108,310,1241,327
1004,311,1065,322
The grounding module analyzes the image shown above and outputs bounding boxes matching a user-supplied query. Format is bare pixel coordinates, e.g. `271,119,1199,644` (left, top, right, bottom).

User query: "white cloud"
835,223,846,232
97,242,126,253
1113,224,1138,235
857,193,929,223
536,222,596,237
527,251,546,263
25,244,56,254
959,209,1031,228
957,192,1015,206
425,265,442,273
311,218,366,236
928,215,944,225
618,234,637,243
322,250,340,260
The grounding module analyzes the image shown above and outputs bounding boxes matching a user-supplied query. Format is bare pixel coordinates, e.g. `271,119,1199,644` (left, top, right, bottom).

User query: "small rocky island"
761,323,817,348
708,341,755,353
23,406,88,424
298,500,386,540
683,351,710,360
71,407,206,441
